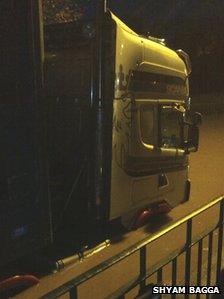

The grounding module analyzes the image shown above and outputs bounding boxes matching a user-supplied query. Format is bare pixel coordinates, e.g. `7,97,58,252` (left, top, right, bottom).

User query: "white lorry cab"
44,9,201,232
109,13,200,227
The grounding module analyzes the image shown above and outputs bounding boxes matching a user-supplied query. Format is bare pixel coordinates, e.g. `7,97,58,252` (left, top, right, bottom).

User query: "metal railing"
42,195,224,299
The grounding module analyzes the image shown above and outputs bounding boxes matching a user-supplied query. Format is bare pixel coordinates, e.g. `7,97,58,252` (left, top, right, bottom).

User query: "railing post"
196,239,203,299
185,219,192,299
140,246,147,291
207,232,213,286
171,258,177,299
216,198,224,283
157,268,163,284
70,286,78,299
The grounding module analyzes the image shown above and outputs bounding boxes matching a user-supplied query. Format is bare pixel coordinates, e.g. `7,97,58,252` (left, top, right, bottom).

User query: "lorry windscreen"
128,71,187,99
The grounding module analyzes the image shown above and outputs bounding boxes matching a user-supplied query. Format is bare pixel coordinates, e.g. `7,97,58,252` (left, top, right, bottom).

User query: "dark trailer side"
0,1,51,274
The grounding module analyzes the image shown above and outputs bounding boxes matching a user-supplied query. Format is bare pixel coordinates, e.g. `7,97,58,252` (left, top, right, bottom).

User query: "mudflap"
0,275,39,299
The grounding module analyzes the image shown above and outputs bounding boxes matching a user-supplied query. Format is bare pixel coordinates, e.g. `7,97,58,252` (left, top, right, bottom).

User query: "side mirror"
192,112,202,126
182,111,202,154
185,124,199,153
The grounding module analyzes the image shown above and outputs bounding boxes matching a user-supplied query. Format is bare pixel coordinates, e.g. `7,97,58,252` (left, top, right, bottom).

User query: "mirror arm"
184,146,197,154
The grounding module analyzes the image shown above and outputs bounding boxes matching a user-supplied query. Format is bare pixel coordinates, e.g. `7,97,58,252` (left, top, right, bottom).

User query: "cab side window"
140,106,154,145
160,105,182,148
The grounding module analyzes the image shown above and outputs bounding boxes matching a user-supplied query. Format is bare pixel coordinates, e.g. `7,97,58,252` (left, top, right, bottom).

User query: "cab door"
128,99,188,210
129,99,159,205
127,68,190,210
156,102,189,207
